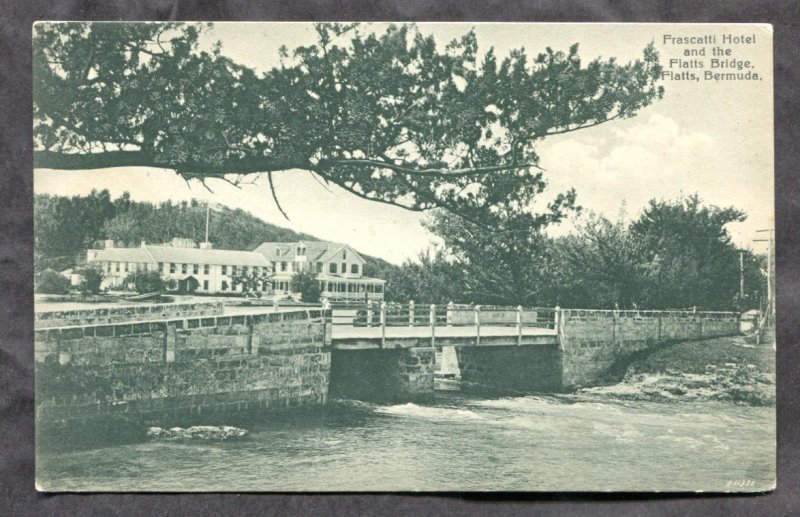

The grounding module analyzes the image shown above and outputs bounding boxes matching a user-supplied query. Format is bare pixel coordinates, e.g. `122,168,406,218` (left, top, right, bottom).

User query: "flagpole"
205,201,210,244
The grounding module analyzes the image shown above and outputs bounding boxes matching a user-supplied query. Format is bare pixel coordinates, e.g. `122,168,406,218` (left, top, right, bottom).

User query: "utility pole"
754,228,775,330
205,201,210,245
739,250,744,311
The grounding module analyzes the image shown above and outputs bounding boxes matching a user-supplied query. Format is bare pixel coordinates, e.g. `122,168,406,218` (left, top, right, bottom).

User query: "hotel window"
297,245,305,256
193,264,199,274
272,261,277,272
204,264,210,275
341,262,346,274
222,265,227,275
158,262,164,272
243,266,249,275
281,261,287,272
106,262,111,273
351,264,359,274
343,250,347,260
316,262,323,273
222,281,228,291
181,263,187,274
232,265,238,275
329,263,337,274
124,262,129,272
170,263,176,274
203,280,209,290
115,262,120,272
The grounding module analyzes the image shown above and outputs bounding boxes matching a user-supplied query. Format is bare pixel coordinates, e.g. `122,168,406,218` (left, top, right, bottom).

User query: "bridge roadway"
330,324,558,349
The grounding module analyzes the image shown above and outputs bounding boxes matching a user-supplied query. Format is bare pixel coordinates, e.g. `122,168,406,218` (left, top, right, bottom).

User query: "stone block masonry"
329,346,435,402
34,301,225,329
456,344,562,395
35,310,330,430
558,309,739,389
449,309,738,395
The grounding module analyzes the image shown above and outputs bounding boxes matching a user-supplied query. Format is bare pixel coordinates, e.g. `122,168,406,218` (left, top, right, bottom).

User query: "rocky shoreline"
579,335,775,406
146,425,249,441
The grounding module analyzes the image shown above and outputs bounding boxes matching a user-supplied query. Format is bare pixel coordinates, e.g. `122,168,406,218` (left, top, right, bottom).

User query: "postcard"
33,22,774,492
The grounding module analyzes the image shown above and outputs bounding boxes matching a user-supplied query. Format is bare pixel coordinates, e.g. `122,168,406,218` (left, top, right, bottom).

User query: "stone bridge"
34,302,740,429
326,303,739,400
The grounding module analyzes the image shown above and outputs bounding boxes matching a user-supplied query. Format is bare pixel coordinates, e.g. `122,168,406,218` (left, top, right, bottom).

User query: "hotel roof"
92,245,270,267
253,241,365,263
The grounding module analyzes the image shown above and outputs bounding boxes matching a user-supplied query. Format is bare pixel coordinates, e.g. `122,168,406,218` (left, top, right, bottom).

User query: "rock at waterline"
146,425,248,441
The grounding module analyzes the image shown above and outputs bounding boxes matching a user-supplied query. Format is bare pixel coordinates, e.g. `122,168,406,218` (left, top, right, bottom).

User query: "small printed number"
726,480,756,487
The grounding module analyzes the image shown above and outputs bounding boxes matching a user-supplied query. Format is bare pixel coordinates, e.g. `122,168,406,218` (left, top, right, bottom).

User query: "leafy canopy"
291,269,322,303
424,209,559,305
34,22,663,224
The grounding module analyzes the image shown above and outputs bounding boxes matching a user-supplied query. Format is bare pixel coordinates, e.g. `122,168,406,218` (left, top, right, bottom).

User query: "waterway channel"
36,390,775,492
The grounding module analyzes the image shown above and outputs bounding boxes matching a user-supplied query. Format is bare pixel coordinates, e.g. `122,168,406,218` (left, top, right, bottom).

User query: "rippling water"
37,392,775,492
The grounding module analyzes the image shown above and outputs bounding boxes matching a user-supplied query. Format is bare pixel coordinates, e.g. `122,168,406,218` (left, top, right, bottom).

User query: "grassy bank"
580,335,775,406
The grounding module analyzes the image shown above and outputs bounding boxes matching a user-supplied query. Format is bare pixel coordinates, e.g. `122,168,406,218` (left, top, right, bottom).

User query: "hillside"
34,190,398,276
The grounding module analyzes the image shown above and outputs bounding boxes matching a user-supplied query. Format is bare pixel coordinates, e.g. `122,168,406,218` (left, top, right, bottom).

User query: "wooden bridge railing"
328,301,559,331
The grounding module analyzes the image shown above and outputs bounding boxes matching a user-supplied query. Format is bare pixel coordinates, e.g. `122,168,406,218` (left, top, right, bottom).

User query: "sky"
34,23,774,264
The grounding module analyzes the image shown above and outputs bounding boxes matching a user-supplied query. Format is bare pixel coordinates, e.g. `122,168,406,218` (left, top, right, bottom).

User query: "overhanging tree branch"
33,22,664,224
332,159,545,177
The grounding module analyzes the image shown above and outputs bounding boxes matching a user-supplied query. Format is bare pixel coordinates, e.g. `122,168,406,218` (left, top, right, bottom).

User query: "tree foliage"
630,195,747,310
34,191,391,276
126,270,166,294
423,209,559,305
75,265,105,294
34,269,71,294
231,269,270,297
291,270,322,303
33,22,663,225
34,189,116,270
555,212,643,308
390,196,761,311
383,247,466,304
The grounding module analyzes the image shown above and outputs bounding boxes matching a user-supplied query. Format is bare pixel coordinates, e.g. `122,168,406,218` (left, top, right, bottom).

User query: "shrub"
126,270,166,294
291,270,321,303
34,269,71,294
75,265,104,294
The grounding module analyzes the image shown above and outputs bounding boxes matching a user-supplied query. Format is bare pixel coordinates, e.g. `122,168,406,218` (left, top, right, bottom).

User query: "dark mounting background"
1,1,798,515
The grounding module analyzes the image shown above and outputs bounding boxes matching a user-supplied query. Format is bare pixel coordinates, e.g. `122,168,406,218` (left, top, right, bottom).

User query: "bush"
126,270,166,294
291,270,321,303
34,269,71,294
75,266,104,294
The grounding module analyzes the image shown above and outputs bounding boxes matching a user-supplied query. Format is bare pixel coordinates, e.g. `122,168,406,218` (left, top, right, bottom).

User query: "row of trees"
34,190,394,274
384,195,766,311
35,192,764,310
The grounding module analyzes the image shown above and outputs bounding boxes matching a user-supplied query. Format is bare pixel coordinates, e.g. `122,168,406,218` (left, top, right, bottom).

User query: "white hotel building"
87,238,272,294
87,238,386,300
253,241,386,301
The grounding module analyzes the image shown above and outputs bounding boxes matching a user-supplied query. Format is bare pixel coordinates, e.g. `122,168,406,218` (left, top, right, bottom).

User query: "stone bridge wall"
329,347,435,402
559,309,740,388
35,310,330,430
34,301,225,329
456,344,562,395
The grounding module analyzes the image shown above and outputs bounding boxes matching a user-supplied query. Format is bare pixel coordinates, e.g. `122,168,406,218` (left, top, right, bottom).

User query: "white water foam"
376,403,483,421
